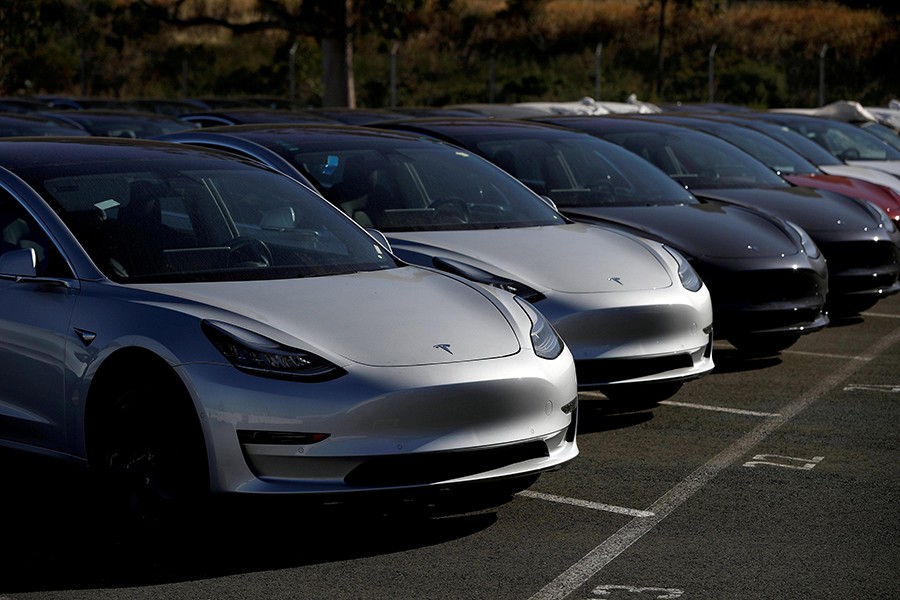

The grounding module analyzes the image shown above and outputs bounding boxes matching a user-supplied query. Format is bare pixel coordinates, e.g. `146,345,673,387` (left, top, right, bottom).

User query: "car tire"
88,367,208,525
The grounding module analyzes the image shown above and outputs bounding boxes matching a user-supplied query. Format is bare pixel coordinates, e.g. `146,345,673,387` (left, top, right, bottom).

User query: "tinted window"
14,160,397,283
269,138,566,232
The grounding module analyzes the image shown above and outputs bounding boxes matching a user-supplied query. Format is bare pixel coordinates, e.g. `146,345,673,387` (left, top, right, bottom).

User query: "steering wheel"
839,147,860,160
226,237,272,267
430,197,470,224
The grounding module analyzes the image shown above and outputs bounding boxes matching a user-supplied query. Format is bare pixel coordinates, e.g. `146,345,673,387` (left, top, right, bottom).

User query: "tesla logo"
433,343,453,355
608,277,623,285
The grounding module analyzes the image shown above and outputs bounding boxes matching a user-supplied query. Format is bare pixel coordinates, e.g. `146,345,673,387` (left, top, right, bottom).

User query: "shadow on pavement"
0,447,499,593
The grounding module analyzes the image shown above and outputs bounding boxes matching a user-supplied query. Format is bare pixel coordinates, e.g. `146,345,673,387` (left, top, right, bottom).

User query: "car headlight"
859,200,897,234
202,320,346,382
785,221,821,260
515,297,564,360
432,256,545,302
663,246,703,292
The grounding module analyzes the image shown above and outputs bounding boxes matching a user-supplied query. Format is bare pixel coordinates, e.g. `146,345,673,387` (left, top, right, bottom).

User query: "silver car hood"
388,223,673,293
133,267,521,367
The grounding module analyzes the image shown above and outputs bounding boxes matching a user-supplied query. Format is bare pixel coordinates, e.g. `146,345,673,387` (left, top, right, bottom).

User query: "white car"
159,125,716,402
0,137,579,520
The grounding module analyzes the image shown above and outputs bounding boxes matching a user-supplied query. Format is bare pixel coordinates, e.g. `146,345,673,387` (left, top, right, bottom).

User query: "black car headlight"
785,221,821,260
859,200,897,235
202,320,346,382
432,256,545,302
515,297,564,360
663,245,703,292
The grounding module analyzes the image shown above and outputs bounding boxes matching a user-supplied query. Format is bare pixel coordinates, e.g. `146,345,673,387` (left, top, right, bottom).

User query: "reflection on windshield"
26,162,396,283
602,130,790,190
471,136,697,208
282,141,566,232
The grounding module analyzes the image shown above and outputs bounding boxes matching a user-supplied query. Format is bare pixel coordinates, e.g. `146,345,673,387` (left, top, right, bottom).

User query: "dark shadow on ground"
0,447,501,593
576,393,656,434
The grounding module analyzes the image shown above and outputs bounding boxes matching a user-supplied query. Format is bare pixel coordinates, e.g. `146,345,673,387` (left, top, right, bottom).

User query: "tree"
142,0,423,107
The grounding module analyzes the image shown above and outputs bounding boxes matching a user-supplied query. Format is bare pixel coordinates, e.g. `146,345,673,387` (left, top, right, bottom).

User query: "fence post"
708,44,717,103
390,41,399,108
818,44,828,107
595,43,602,101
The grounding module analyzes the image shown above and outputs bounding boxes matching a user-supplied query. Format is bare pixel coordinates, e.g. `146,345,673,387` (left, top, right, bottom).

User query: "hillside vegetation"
2,0,896,108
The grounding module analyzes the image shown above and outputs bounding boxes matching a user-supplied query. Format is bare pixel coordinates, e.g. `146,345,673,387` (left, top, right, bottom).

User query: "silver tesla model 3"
158,125,716,402
0,138,578,519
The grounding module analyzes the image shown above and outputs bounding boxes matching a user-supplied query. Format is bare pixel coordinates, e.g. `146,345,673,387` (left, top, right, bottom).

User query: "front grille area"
344,440,549,487
819,240,899,272
575,353,694,386
702,268,823,306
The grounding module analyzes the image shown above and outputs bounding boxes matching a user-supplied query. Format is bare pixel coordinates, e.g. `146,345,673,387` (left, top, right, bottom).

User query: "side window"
0,189,71,278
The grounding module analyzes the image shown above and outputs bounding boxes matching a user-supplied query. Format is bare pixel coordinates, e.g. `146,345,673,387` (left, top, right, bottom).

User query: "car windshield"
601,128,791,190
266,136,566,232
18,158,397,283
739,120,845,166
691,122,819,175
468,133,698,207
776,117,900,162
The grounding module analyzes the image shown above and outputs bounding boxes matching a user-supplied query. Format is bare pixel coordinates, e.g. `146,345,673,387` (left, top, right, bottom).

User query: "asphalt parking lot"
2,294,898,600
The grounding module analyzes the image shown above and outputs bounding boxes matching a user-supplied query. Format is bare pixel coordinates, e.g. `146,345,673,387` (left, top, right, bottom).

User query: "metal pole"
289,40,299,105
488,45,496,103
819,44,828,107
181,58,188,98
594,43,602,101
390,41,399,108
708,44,717,103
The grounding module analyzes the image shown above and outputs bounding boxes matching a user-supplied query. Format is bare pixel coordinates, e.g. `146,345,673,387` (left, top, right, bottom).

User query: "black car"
0,113,91,137
40,109,195,138
533,114,900,316
179,108,337,128
376,117,829,353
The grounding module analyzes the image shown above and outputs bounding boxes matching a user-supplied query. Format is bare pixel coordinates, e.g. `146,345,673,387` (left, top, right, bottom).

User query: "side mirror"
0,247,37,277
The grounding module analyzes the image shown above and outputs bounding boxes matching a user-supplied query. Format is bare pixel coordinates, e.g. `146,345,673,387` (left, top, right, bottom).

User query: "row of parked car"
1,95,898,523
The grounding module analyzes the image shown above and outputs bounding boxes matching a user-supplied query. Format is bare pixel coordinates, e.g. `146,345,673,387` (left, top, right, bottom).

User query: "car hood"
692,186,879,234
387,223,673,293
133,267,521,367
846,159,900,177
819,164,900,196
560,202,800,259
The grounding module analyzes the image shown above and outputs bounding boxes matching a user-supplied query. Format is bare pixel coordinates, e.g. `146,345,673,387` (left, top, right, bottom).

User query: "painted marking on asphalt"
860,311,900,319
659,400,780,418
527,325,900,600
518,491,655,518
783,350,868,360
843,384,900,393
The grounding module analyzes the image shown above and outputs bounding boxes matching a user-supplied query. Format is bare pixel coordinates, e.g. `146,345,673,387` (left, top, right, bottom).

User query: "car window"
281,140,566,232
470,135,697,207
14,160,397,283
783,119,900,161
603,129,790,190
0,189,72,278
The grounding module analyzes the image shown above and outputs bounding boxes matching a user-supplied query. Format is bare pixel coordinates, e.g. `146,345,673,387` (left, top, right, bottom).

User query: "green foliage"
3,0,897,107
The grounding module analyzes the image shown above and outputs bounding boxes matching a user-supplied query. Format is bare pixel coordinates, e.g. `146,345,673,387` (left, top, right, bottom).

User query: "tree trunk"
320,0,355,108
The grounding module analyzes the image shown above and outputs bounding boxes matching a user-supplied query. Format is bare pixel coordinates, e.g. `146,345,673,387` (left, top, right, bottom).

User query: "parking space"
2,296,899,599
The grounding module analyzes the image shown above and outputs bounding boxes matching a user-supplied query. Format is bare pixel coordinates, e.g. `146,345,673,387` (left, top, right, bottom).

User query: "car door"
0,189,78,454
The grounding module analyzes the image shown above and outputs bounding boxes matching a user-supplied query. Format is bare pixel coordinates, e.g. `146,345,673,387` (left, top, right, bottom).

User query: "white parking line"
860,311,900,319
659,400,780,417
783,349,868,360
527,325,900,600
518,491,655,518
